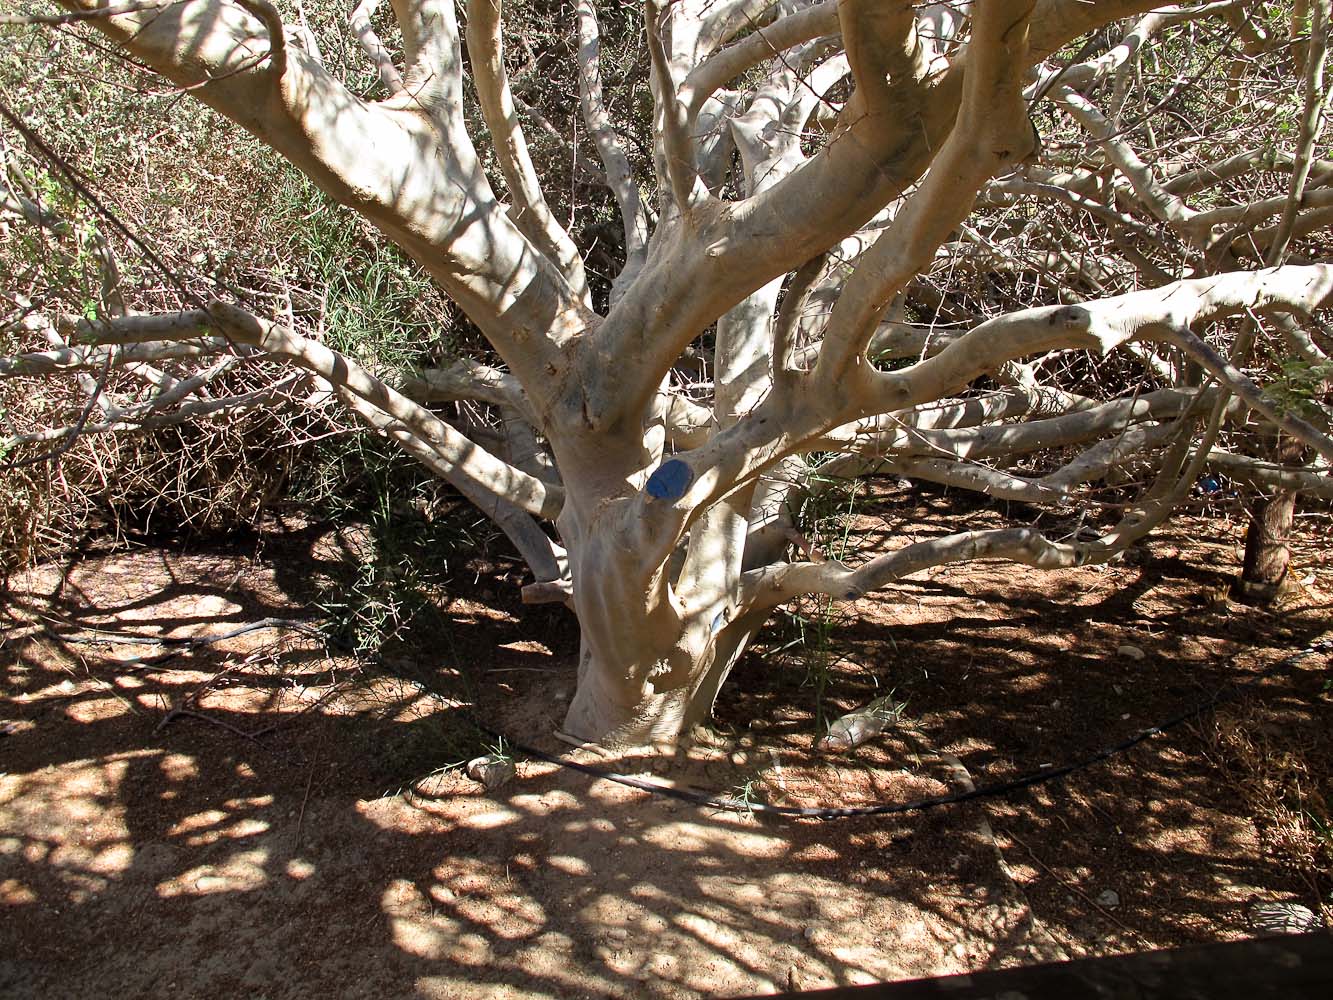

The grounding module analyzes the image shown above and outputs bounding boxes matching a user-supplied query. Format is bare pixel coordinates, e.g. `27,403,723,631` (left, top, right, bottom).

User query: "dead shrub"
1206,695,1333,915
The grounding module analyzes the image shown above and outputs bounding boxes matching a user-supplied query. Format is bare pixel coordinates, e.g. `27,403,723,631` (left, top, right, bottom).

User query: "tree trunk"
1235,489,1299,604
555,491,779,748
560,612,761,748
1234,433,1306,604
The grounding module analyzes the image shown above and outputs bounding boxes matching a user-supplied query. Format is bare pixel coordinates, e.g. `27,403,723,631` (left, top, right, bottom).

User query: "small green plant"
723,776,763,819
780,468,867,729
1268,358,1333,424
268,172,452,372
482,734,511,764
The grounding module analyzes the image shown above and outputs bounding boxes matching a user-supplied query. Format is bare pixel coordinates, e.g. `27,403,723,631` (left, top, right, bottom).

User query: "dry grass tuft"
1206,695,1333,918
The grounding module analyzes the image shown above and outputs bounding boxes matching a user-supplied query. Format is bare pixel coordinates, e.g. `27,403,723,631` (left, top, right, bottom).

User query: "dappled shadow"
0,649,1008,996
731,485,1333,957
3,505,1331,996
0,518,1013,997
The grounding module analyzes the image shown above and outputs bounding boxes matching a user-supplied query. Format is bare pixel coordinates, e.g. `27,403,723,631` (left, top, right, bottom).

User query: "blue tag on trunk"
645,459,693,501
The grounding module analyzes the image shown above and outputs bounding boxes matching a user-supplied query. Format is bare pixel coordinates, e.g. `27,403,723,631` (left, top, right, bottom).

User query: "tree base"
1230,571,1305,607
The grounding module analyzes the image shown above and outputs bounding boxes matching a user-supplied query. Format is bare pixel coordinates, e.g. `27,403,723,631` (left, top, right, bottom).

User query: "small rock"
730,750,748,767
1050,699,1061,709
1096,889,1120,909
1249,901,1323,934
466,754,515,790
802,926,818,942
607,926,629,942
1117,644,1146,661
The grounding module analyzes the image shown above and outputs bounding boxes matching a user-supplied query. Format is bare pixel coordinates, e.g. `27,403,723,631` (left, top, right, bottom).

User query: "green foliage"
0,11,462,566
291,431,497,657
266,171,453,372
1269,358,1333,424
768,470,869,730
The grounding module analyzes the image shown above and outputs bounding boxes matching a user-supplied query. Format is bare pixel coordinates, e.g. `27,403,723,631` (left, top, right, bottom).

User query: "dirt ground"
2,492,1331,999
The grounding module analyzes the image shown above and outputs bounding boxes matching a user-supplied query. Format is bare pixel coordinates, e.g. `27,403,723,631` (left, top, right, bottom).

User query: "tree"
2,1,1332,748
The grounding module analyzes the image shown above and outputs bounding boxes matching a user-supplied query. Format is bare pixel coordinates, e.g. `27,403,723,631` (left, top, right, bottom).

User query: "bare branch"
575,0,650,297
1055,86,1198,233
400,357,535,422
739,526,1093,612
1189,187,1333,232
349,0,405,94
0,339,235,378
696,0,782,55
56,0,589,392
1164,148,1333,198
465,0,591,303
1267,0,1332,264
2,372,315,446
813,0,1037,391
647,0,712,215
0,1,168,26
56,305,565,519
232,0,288,78
681,1,839,121
1207,450,1333,498
1162,324,1333,464
203,303,565,518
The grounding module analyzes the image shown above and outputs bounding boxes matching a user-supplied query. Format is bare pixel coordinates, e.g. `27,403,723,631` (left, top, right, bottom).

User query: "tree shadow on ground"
2,510,1330,998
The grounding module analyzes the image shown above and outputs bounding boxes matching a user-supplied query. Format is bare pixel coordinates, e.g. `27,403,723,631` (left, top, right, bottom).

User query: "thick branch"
647,0,712,214
740,526,1091,612
203,303,565,518
57,0,589,398
813,0,1036,390
638,265,1333,548
61,306,564,519
580,0,1162,428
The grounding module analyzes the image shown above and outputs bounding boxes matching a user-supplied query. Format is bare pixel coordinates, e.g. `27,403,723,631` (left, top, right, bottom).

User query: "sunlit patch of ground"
1,509,1329,997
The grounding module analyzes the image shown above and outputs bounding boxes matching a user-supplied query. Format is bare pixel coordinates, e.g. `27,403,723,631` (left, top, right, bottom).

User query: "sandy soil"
2,497,1330,998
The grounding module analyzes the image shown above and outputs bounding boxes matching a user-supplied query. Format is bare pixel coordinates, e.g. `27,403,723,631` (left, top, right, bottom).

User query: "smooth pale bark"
15,1,1330,749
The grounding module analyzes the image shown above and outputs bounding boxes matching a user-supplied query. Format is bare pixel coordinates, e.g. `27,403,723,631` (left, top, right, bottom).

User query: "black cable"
459,635,1332,820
